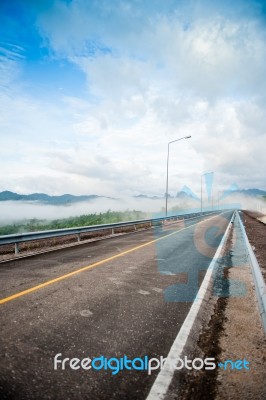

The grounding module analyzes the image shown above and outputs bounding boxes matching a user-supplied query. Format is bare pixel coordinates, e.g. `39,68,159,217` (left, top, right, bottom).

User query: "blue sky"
1,0,266,198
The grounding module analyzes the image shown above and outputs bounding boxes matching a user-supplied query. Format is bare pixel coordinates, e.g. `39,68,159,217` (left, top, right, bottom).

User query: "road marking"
160,271,175,275
80,310,93,317
152,287,163,293
145,211,235,400
138,290,150,295
0,212,227,305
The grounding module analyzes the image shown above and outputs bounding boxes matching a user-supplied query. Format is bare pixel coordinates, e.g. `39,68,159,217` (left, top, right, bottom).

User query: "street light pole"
201,174,203,214
201,171,213,214
165,135,191,216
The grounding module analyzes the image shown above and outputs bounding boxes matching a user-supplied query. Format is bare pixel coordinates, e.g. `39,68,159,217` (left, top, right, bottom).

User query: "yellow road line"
0,213,225,305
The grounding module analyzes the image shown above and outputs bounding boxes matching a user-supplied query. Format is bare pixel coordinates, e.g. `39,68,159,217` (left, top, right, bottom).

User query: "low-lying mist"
0,197,202,225
0,197,158,225
0,194,265,226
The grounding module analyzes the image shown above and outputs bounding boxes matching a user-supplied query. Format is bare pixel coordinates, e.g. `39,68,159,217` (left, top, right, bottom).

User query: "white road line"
152,287,163,293
138,290,150,295
80,310,93,317
160,271,175,275
145,211,235,400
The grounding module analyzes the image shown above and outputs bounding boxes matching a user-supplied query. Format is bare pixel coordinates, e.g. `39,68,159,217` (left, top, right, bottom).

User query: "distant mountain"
176,185,200,201
221,188,266,199
2,187,264,205
134,186,200,201
135,186,266,202
0,191,109,205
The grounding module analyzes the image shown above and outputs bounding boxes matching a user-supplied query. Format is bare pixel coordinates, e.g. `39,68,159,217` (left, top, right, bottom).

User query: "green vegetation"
0,210,147,236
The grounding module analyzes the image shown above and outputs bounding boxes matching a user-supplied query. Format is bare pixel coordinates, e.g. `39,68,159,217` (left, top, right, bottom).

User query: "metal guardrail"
237,210,266,333
0,211,214,255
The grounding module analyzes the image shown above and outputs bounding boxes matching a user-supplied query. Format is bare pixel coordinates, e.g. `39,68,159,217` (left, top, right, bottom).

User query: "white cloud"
37,1,266,99
0,0,265,204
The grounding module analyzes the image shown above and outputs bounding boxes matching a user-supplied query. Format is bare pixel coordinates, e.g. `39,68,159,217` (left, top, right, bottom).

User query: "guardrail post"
15,242,19,255
134,224,137,231
77,233,81,242
112,228,114,235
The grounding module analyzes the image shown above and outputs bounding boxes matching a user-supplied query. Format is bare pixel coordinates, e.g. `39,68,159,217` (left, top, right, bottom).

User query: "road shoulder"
165,211,266,400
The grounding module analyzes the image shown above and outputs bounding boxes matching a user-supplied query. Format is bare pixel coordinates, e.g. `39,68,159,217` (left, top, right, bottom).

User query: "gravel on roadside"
243,211,266,281
215,211,266,399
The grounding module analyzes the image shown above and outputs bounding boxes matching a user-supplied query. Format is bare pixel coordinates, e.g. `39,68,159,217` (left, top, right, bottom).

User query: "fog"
220,194,266,215
0,194,265,225
0,197,202,224
0,198,162,224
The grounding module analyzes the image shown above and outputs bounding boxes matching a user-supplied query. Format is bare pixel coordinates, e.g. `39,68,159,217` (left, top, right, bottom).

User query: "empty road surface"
0,211,233,400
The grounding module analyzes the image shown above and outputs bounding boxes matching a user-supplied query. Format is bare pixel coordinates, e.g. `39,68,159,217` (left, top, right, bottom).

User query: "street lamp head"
185,135,191,139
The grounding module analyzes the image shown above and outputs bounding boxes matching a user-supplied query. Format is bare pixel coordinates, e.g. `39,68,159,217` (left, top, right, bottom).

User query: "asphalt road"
0,211,233,400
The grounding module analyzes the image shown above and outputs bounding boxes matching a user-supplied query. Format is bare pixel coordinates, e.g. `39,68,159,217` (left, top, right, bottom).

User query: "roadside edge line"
145,210,235,400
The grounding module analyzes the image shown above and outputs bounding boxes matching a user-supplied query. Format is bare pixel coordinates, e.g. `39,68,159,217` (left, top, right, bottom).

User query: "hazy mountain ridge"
221,188,266,198
0,191,107,204
0,187,265,206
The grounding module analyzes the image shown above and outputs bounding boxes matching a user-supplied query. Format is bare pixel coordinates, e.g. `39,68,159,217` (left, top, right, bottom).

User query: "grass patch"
0,210,147,235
